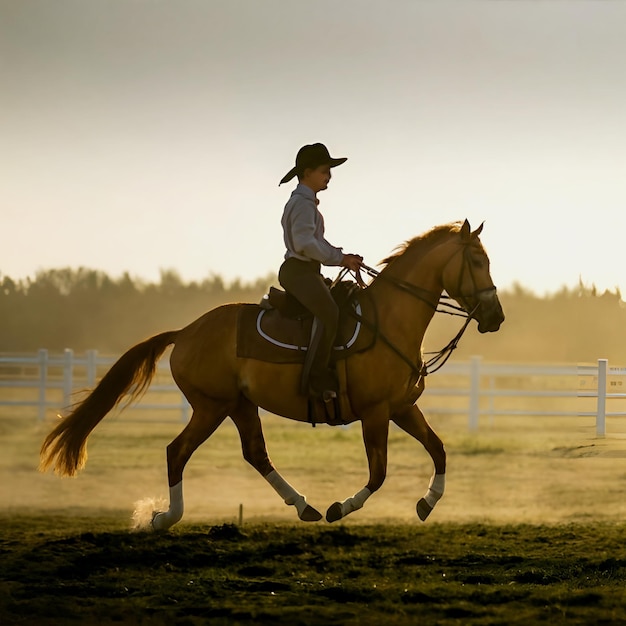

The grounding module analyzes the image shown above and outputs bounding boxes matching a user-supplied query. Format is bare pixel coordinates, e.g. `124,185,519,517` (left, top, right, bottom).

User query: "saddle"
236,280,373,426
236,280,370,365
261,280,359,321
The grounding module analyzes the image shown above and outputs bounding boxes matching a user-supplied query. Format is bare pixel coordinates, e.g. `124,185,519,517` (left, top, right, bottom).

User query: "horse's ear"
471,221,484,239
460,219,471,241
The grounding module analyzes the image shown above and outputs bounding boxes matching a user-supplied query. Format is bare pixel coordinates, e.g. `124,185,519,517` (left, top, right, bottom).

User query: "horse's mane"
379,221,463,269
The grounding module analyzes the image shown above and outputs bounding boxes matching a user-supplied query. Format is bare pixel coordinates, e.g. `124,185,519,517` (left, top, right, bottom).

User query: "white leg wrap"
152,481,184,530
265,470,308,516
340,487,372,518
423,473,445,508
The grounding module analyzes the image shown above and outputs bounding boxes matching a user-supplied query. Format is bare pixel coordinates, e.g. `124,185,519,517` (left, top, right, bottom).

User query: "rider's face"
301,164,332,193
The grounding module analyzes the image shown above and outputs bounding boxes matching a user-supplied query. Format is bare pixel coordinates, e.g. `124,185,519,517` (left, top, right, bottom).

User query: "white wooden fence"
424,357,625,435
0,349,191,422
0,350,624,434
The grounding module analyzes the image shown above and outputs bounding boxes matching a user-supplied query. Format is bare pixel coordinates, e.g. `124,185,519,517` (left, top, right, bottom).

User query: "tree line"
1,268,624,364
0,268,274,353
426,281,625,365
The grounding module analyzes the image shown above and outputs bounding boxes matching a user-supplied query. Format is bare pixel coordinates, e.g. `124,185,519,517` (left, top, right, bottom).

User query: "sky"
2,0,625,296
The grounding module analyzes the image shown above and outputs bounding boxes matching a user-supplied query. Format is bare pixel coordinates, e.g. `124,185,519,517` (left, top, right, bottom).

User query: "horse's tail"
39,330,179,477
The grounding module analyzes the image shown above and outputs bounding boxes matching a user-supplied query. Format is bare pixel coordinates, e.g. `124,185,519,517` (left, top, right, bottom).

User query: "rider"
278,143,363,401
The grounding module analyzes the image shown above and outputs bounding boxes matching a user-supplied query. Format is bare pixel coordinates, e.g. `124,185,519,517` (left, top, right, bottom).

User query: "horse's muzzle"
475,289,505,333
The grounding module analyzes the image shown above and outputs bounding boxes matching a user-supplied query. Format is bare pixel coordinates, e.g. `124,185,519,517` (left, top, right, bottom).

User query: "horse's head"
441,220,505,333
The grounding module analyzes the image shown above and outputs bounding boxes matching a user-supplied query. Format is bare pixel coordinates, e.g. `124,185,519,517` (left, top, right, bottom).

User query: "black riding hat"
279,143,347,185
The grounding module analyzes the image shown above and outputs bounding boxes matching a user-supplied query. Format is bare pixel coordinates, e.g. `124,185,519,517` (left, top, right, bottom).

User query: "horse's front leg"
392,403,446,521
326,406,389,523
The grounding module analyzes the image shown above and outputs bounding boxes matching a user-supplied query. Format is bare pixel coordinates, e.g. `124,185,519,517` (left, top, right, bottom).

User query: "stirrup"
321,389,337,403
307,386,337,403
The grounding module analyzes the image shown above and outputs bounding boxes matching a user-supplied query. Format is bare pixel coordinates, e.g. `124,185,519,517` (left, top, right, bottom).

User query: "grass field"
1,404,626,624
1,517,625,625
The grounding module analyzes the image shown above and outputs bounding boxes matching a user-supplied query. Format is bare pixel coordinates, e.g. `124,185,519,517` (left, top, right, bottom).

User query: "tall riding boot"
303,318,338,401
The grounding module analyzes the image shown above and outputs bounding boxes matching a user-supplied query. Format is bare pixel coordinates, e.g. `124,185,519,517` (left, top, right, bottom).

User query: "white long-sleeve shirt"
281,184,344,266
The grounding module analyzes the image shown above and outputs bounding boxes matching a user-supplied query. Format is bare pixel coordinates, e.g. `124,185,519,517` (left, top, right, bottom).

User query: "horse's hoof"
326,502,343,523
300,505,323,522
416,498,433,522
151,511,169,531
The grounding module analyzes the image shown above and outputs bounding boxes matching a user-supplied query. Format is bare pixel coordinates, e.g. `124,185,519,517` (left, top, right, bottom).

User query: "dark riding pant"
278,257,339,393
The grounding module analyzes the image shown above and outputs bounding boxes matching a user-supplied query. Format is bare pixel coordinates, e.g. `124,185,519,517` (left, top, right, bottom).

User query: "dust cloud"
2,412,625,527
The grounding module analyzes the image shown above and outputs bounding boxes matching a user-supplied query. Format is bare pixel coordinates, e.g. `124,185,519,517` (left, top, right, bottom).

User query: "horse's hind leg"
230,398,322,522
392,403,446,521
152,399,228,531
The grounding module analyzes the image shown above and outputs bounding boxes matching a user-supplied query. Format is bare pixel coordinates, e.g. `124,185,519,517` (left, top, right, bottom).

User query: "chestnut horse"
40,220,504,528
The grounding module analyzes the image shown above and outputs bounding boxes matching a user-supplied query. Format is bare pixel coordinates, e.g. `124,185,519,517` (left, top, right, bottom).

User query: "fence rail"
0,349,191,422
0,351,624,434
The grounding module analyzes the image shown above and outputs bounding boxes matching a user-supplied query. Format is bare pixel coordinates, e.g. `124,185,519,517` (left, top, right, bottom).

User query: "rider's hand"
341,254,363,272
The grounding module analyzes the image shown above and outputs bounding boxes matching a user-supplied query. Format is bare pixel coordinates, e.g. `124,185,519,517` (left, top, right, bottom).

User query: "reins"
358,263,470,319
335,248,482,377
333,264,466,317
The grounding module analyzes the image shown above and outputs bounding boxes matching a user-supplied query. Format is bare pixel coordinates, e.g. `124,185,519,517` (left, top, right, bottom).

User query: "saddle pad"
236,301,373,364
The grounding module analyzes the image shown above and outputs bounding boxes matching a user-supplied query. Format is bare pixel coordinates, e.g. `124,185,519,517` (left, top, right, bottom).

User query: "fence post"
469,356,481,431
63,348,74,409
38,349,48,421
596,358,607,436
488,374,495,426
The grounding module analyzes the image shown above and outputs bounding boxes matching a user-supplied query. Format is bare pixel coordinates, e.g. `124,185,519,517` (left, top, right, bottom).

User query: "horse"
40,219,504,529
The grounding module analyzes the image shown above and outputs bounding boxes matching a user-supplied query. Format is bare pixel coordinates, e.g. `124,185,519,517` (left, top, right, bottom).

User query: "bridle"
444,243,498,318
336,239,497,377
